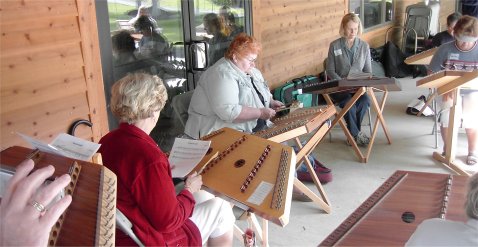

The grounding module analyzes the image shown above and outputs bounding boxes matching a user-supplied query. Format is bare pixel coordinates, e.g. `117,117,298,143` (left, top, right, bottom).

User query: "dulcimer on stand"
320,170,468,246
254,105,336,143
0,146,117,246
194,128,296,226
302,77,401,95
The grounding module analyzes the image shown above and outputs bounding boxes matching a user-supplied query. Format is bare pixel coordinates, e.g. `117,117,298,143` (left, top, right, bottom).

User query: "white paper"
246,181,274,205
17,133,64,156
50,133,101,161
18,132,100,161
168,138,211,178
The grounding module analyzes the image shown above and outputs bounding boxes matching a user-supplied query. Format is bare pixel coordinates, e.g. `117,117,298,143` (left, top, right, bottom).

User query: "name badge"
334,49,342,56
449,53,459,60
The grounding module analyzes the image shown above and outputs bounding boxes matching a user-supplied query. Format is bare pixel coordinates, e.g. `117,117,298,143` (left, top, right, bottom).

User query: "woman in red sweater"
99,73,235,246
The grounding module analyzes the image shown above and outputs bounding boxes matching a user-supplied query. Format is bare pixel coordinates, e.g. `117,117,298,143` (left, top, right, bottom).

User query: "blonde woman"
99,73,235,246
326,13,372,146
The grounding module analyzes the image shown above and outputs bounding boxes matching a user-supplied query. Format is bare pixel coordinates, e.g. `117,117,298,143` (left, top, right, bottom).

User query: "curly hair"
110,73,168,124
454,15,478,38
466,172,478,220
339,13,363,37
224,33,261,60
111,30,136,53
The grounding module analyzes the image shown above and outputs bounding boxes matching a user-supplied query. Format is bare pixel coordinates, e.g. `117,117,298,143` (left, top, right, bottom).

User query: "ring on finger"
31,200,46,213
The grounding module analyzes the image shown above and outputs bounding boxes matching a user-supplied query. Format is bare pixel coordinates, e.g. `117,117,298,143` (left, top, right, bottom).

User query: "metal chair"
116,208,145,247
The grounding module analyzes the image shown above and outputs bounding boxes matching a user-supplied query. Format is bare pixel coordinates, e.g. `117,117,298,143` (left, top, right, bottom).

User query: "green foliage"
210,0,232,7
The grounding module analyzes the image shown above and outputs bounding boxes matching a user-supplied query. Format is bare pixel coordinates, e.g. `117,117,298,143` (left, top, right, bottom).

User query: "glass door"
182,0,250,89
98,0,250,150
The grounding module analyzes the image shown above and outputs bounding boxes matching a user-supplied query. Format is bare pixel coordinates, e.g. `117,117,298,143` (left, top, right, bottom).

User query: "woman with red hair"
185,33,284,139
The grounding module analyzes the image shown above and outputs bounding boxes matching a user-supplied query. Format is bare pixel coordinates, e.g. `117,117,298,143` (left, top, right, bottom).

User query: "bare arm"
233,106,275,123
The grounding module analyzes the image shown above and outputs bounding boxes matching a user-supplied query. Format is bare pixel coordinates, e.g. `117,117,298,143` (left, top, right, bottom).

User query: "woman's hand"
259,108,276,120
184,172,202,194
270,100,285,110
0,159,72,246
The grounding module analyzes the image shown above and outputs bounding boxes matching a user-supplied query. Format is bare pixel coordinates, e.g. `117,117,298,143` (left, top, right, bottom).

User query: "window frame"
349,0,394,32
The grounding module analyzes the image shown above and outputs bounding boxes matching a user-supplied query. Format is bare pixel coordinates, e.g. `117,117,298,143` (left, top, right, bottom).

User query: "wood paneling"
253,0,456,89
253,0,346,89
0,0,107,150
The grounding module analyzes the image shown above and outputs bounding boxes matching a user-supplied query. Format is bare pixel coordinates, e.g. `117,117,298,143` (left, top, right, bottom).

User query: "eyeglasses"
243,56,257,64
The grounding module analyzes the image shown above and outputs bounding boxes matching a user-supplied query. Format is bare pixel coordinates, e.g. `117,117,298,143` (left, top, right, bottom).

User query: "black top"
431,31,454,48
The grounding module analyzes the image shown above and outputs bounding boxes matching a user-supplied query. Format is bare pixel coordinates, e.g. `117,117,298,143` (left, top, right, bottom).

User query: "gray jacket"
185,57,272,139
326,37,371,80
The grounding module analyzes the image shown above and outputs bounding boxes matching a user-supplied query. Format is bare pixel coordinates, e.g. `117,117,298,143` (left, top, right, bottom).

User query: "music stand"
418,70,478,176
404,46,438,65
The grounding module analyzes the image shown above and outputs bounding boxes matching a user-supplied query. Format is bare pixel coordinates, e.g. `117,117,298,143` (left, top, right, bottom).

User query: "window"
350,0,394,29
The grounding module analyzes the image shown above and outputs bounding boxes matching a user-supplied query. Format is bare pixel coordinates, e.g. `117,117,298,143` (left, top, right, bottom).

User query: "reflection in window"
350,0,394,29
108,0,186,120
197,5,245,66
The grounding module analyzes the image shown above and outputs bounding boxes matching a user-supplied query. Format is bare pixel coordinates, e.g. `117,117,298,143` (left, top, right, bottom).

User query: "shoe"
296,160,333,184
313,159,333,183
355,132,370,146
467,154,477,166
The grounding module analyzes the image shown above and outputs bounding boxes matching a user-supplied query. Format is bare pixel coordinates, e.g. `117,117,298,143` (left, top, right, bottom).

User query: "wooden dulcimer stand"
417,70,478,176
303,78,401,163
0,146,117,246
320,170,468,246
254,105,336,213
197,128,296,246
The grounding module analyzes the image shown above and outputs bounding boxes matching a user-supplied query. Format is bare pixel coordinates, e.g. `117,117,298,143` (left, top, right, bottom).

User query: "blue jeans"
332,92,370,137
292,145,317,173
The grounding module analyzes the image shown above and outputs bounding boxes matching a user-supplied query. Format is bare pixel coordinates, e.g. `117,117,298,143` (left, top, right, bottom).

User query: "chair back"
171,91,194,127
116,208,145,247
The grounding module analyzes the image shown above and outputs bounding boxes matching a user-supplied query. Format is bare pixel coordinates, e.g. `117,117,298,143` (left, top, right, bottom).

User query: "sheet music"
246,181,274,205
169,138,211,178
51,133,101,161
347,71,372,80
18,133,100,161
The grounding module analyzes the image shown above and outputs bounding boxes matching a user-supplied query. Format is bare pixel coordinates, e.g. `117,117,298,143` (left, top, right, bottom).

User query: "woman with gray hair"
406,172,478,245
326,13,372,146
428,15,478,166
99,73,235,246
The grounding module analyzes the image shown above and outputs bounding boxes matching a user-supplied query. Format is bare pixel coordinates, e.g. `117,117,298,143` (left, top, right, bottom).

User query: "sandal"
467,154,477,166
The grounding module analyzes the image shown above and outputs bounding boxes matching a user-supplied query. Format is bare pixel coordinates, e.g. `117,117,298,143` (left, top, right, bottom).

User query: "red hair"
225,33,261,59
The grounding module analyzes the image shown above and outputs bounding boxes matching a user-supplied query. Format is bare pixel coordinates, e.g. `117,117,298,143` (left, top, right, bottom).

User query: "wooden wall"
0,0,108,150
0,0,458,150
253,0,457,89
